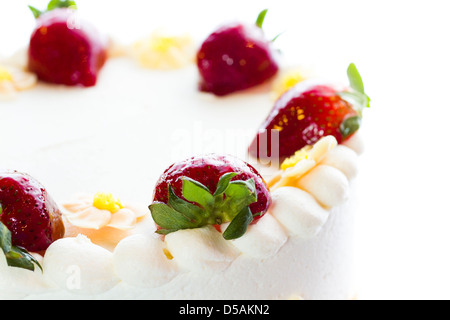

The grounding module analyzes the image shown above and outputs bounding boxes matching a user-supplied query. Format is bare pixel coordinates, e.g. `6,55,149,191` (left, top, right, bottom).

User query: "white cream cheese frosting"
0,132,362,300
113,234,178,288
43,235,119,295
270,187,329,238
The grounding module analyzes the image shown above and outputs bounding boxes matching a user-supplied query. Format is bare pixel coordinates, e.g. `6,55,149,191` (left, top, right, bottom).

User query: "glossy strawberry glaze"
28,9,107,87
197,23,279,96
0,172,65,252
153,154,271,221
249,85,358,161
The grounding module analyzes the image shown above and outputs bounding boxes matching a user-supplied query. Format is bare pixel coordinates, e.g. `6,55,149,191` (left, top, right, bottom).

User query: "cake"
0,2,369,300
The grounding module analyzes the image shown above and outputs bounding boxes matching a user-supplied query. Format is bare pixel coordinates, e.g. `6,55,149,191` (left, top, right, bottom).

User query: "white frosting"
321,145,359,180
113,234,178,288
221,213,288,259
0,251,51,298
165,226,240,272
42,235,119,295
270,187,329,237
342,132,365,155
297,165,350,208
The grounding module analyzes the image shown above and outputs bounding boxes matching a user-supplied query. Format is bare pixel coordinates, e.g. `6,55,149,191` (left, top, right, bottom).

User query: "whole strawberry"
150,154,271,240
249,63,370,161
27,0,108,87
196,9,279,96
0,171,65,253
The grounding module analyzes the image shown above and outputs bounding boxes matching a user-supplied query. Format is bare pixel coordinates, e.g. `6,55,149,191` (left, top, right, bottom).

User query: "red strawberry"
196,9,279,96
0,171,65,253
27,1,108,87
249,63,370,161
150,154,271,240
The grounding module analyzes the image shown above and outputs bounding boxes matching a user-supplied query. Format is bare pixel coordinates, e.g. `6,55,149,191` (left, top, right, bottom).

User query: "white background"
1,0,450,300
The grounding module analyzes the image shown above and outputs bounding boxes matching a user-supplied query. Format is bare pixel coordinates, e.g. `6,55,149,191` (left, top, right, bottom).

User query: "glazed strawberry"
27,0,108,87
0,171,65,253
197,9,279,96
249,63,370,161
150,154,271,240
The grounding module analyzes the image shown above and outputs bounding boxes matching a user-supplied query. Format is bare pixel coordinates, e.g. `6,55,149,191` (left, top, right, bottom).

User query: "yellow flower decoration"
271,68,306,100
63,193,148,231
131,30,195,70
0,66,13,82
0,63,37,99
93,192,124,214
268,136,337,190
281,146,312,170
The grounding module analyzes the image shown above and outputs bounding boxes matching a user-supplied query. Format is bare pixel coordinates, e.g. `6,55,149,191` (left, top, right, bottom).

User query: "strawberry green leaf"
245,178,256,193
29,0,77,19
168,185,204,221
271,32,284,43
222,179,257,220
150,202,199,234
253,212,264,218
5,246,42,272
347,63,365,95
213,172,239,196
256,9,269,29
0,222,12,254
223,207,253,240
151,172,259,240
28,6,43,19
0,206,42,272
225,179,256,200
47,0,77,11
340,115,361,140
338,91,367,116
181,177,214,208
347,63,371,108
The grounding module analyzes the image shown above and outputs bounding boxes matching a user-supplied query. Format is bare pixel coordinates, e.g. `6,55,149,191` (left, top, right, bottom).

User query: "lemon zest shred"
163,248,174,260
